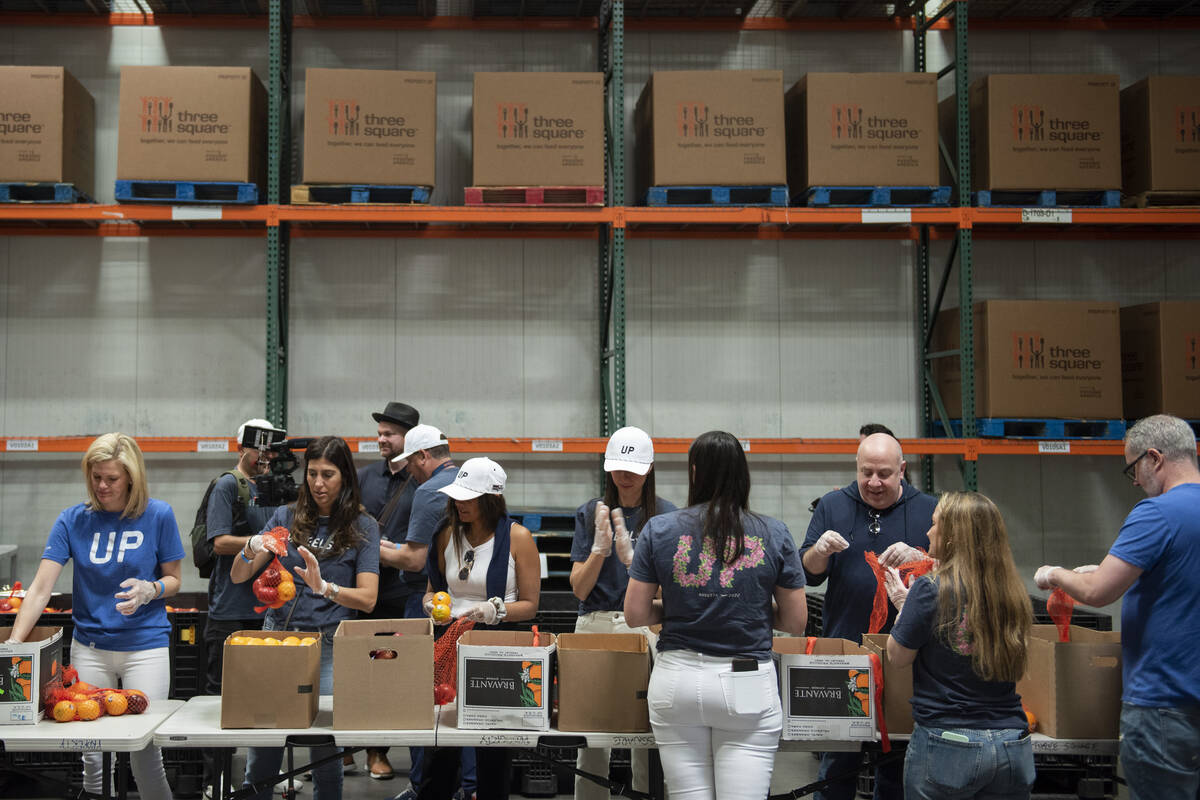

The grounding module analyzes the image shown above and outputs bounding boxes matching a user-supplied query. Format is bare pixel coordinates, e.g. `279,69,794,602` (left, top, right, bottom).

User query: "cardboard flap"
558,633,648,654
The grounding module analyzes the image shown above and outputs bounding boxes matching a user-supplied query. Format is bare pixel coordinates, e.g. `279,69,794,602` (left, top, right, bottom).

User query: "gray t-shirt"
570,497,678,614
405,462,457,549
630,507,805,660
206,472,277,621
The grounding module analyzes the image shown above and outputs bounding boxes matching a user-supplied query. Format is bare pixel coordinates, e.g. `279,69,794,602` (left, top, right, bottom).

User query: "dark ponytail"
686,431,751,565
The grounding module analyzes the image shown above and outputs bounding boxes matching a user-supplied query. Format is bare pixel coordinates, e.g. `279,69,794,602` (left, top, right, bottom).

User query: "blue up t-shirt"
570,497,677,614
890,576,1027,730
1108,482,1200,707
406,462,457,550
260,506,381,634
629,507,806,660
42,499,186,651
207,472,277,621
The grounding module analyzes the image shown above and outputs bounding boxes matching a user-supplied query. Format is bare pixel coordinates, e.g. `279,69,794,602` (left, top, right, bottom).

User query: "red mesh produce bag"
433,617,476,700
1047,587,1075,642
262,526,290,557
252,556,295,613
898,557,936,586
864,551,890,634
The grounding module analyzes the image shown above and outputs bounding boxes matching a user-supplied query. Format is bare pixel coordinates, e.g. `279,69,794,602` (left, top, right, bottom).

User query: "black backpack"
191,470,252,579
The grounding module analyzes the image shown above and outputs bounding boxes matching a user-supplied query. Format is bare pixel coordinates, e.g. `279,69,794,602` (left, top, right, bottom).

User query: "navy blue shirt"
570,497,677,614
629,507,805,660
260,506,381,634
357,461,421,600
406,462,457,551
890,576,1027,730
206,472,278,620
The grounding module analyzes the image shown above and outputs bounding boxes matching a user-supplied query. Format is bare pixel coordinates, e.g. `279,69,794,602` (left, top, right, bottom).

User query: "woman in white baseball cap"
419,456,540,800
569,426,677,800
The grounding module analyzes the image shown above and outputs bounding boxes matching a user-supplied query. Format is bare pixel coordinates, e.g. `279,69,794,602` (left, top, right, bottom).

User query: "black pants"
202,617,263,788
417,746,510,800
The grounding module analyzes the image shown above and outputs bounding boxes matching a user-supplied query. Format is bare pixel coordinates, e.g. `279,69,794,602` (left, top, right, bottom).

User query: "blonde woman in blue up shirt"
625,430,808,800
7,433,184,800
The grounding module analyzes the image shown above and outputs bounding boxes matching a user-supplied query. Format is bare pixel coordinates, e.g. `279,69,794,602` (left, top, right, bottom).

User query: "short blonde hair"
82,433,149,519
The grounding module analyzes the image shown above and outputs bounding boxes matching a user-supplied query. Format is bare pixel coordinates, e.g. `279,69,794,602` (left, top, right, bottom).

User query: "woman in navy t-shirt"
233,436,380,800
887,492,1034,800
7,433,184,800
625,431,808,800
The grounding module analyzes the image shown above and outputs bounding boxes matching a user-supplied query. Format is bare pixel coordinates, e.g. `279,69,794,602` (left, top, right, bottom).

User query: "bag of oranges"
252,556,296,612
44,666,149,722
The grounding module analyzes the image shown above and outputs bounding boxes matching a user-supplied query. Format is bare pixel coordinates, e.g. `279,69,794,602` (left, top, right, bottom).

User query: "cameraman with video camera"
198,418,287,799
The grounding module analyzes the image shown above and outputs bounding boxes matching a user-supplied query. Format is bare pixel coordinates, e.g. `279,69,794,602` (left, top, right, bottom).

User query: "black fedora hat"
372,402,420,430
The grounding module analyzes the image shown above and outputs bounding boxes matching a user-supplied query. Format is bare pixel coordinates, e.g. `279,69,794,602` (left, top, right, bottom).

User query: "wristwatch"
487,596,507,621
324,582,340,601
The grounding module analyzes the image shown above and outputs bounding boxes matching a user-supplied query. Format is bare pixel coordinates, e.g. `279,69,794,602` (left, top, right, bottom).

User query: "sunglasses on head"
458,549,475,582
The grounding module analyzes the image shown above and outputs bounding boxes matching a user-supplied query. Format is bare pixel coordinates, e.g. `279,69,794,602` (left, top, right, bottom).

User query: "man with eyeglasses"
800,432,937,800
1035,414,1200,800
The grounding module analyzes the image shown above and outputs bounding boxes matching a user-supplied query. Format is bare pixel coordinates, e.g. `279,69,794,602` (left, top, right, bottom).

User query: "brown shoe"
367,750,395,781
342,753,357,774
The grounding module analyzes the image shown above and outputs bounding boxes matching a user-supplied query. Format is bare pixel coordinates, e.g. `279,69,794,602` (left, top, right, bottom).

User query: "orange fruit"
245,638,264,645
262,637,281,646
8,596,22,610
76,699,102,721
432,591,452,607
282,636,301,647
52,700,76,722
299,637,317,647
1024,705,1038,732
431,603,452,624
103,692,128,716
277,582,295,602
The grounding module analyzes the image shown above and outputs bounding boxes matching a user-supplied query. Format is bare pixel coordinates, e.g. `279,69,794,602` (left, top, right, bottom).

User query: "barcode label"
197,440,227,453
740,440,751,452
1038,441,1071,454
531,439,563,453
6,439,38,452
1021,208,1071,224
171,206,223,221
358,441,380,453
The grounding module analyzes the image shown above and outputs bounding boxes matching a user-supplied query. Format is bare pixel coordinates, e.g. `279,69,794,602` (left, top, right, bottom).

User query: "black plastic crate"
805,591,824,637
1030,595,1113,632
163,748,206,798
2,750,84,796
169,610,208,700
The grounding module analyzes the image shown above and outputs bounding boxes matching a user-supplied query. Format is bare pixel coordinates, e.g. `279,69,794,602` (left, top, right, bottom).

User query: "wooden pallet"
115,179,258,204
290,184,431,205
1124,190,1200,208
464,186,604,206
0,182,92,204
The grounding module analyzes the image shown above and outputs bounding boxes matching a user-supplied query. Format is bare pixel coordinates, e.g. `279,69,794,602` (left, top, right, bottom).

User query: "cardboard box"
1120,301,1200,419
932,300,1123,419
556,633,650,733
472,72,604,187
634,70,787,197
773,637,876,742
332,617,433,730
785,72,938,190
1121,76,1200,196
456,629,556,731
0,67,95,196
220,630,320,729
0,627,64,725
302,68,437,187
1016,625,1121,739
117,66,267,184
942,74,1120,192
861,633,913,736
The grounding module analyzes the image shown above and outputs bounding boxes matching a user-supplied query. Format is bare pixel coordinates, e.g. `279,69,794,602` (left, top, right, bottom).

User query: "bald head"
856,433,906,510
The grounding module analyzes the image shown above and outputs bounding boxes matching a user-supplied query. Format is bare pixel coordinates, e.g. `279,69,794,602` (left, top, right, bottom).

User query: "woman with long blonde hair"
886,491,1034,800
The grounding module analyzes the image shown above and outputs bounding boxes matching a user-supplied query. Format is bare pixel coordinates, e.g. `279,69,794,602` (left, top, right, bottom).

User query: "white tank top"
443,534,518,617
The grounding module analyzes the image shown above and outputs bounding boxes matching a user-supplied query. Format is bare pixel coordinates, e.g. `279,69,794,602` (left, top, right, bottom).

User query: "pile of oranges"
229,635,317,646
430,591,452,624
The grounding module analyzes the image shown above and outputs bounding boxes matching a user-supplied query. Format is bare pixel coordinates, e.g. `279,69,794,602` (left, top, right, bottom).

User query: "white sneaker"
275,776,305,795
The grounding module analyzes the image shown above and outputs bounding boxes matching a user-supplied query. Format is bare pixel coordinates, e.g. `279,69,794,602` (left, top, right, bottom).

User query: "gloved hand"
422,595,438,618
884,567,908,612
246,534,266,555
294,546,327,596
591,503,613,557
115,578,158,616
878,541,924,568
464,600,499,625
612,508,635,568
1074,564,1099,574
1034,565,1062,590
812,530,850,557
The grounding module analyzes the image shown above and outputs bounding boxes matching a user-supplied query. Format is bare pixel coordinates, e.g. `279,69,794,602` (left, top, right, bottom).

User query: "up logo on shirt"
89,531,144,565
672,534,766,589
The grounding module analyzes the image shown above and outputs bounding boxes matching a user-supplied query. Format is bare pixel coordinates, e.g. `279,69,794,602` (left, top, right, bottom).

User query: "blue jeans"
903,723,1033,800
1120,703,1200,800
244,626,340,800
817,749,903,800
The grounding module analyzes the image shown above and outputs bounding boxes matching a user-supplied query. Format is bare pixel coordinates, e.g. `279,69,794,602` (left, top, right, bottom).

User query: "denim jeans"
1120,703,1200,800
903,723,1033,800
243,625,339,800
816,748,903,800
648,649,781,800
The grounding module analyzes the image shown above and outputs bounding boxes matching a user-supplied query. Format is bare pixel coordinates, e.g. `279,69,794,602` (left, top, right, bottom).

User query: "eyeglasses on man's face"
1123,450,1152,482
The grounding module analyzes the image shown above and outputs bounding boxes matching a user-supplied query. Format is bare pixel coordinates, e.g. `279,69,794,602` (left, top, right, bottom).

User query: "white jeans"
71,639,174,800
573,611,657,800
648,649,781,800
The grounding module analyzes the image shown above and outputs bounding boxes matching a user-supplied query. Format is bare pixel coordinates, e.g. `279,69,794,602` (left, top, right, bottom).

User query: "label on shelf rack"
1038,441,1071,454
171,206,223,221
5,439,38,452
740,439,751,452
1021,208,1072,224
197,440,228,453
861,209,912,224
531,439,564,453
358,441,380,453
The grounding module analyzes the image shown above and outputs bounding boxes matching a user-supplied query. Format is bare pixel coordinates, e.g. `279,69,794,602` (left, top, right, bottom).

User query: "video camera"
238,423,311,508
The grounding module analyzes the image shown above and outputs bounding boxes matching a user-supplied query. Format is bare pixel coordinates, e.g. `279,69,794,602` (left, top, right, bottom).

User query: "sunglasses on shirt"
458,549,475,582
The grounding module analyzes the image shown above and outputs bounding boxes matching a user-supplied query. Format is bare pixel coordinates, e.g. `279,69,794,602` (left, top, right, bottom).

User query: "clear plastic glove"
1034,565,1062,590
879,541,924,568
884,567,908,611
464,600,499,625
115,578,158,616
612,508,634,568
294,546,326,595
246,534,266,555
591,502,613,557
422,595,436,616
812,530,850,557
1074,564,1099,574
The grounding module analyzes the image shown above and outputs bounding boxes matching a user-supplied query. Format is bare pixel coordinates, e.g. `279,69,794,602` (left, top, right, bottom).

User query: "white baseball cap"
604,426,654,475
439,457,507,501
391,423,449,462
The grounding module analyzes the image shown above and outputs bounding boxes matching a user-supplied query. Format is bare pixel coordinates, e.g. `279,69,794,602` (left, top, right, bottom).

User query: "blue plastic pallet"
645,185,788,207
292,184,431,205
933,418,1127,440
803,185,951,208
0,182,92,203
972,189,1120,208
115,179,258,204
